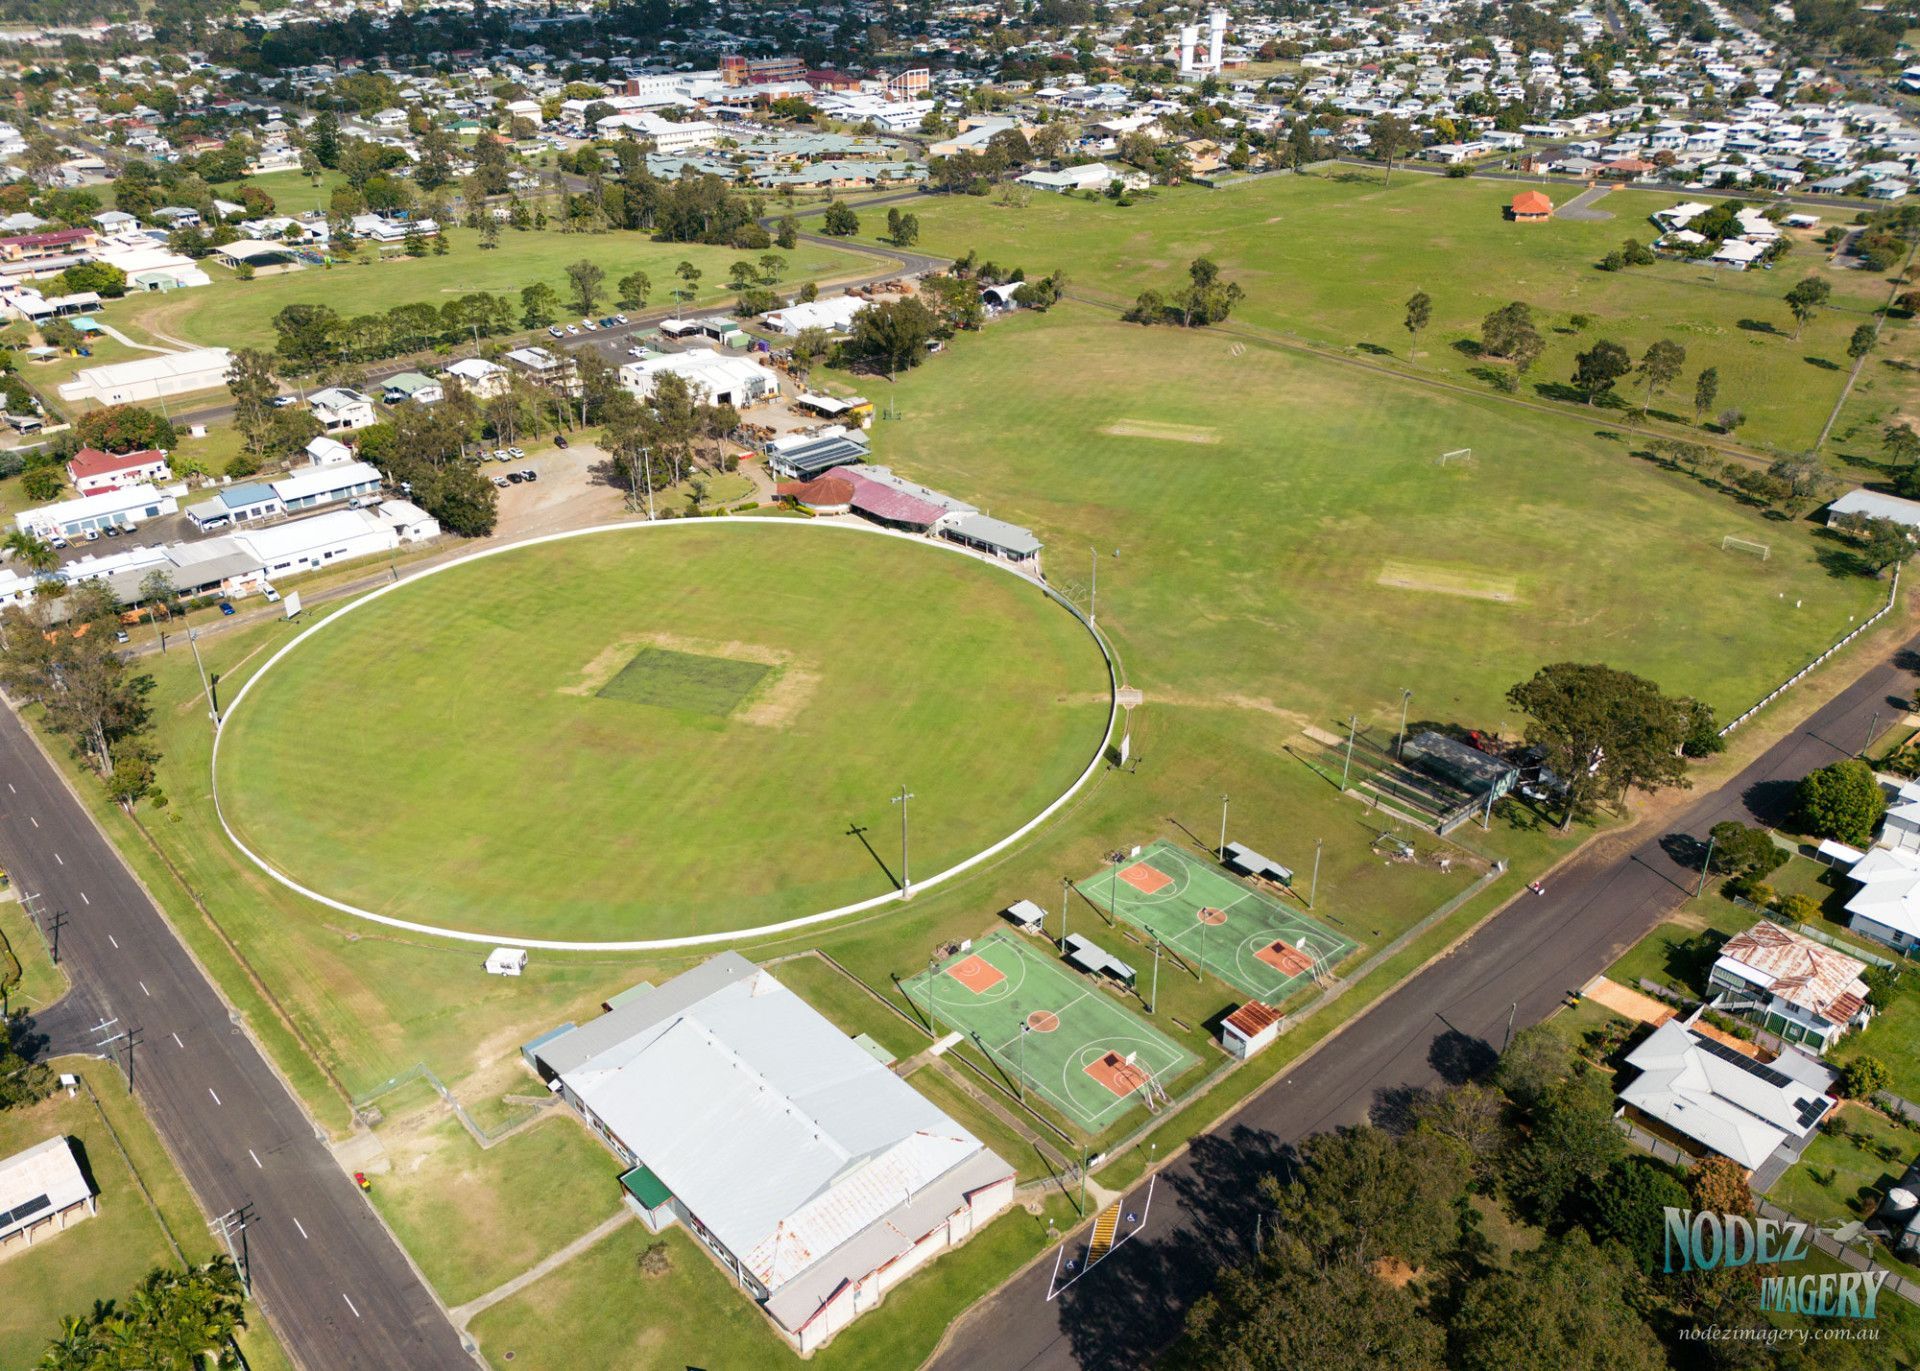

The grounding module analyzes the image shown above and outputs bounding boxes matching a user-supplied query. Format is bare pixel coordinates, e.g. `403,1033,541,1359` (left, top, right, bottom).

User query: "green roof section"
619,1164,672,1210
851,1032,895,1066
604,981,654,1011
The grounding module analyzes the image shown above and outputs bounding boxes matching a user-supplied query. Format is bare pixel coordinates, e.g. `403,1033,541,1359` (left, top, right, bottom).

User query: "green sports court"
902,932,1197,1133
1077,840,1358,1004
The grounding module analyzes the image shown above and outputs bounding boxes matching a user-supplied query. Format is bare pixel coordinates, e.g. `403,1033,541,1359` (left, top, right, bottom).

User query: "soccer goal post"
1437,448,1473,466
1721,535,1771,560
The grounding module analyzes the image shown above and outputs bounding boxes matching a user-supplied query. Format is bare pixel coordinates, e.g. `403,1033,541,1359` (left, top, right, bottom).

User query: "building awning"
620,1164,673,1210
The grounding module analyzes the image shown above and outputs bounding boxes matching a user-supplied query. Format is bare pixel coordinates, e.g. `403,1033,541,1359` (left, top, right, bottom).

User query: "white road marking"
208,1088,221,1106
139,981,149,997
342,1293,361,1319
53,853,62,865
293,1218,308,1240
28,816,36,828
249,1148,261,1169
108,935,118,949
171,1032,183,1048
6,783,13,792
79,892,90,905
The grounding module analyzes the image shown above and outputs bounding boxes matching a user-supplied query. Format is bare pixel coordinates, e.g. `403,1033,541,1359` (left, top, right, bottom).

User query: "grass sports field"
215,523,1111,941
844,308,1884,727
1077,840,1357,1003
902,932,1197,1130
855,172,1891,452
117,226,873,350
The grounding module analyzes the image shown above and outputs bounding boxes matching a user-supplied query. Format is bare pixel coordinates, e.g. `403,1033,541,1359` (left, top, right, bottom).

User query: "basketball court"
1077,840,1359,1003
902,932,1197,1132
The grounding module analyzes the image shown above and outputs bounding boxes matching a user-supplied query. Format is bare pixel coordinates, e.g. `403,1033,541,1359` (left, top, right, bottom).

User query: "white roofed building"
1617,1018,1834,1173
619,351,779,408
529,954,1013,1352
0,1137,96,1256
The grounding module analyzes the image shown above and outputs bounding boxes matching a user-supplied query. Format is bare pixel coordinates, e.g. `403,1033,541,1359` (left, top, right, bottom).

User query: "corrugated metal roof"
1716,922,1868,1024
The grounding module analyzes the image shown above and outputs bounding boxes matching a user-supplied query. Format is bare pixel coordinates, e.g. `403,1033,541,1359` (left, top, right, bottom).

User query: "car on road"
547,325,565,338
270,395,299,409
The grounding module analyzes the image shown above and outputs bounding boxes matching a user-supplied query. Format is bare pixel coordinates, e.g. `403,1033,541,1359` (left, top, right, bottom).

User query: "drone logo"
1664,1209,1886,1319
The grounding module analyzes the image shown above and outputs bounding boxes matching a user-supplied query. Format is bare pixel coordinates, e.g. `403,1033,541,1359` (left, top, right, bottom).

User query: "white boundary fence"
210,518,1120,952
1719,568,1900,738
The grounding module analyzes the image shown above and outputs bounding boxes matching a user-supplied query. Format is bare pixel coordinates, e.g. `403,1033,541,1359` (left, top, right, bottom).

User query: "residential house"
1706,922,1871,1054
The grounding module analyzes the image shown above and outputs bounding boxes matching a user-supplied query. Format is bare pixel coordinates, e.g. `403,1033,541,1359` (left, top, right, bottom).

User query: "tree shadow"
1738,318,1784,335
1657,831,1711,872
1370,1082,1425,1135
1452,338,1485,359
1355,342,1393,357
1428,1027,1499,1085
1663,930,1729,995
1815,544,1873,580
1740,776,1800,827
1056,1123,1292,1368
1804,356,1842,371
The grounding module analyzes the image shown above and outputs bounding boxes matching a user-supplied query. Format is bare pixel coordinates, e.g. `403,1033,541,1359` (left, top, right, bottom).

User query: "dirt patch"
1145,690,1310,730
564,632,817,726
1101,419,1222,445
1377,559,1520,603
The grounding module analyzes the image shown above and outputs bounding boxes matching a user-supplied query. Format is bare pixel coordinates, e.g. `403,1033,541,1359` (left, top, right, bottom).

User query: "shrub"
1838,1056,1890,1099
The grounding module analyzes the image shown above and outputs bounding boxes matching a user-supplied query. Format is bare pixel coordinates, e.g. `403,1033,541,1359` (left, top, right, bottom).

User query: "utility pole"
892,785,915,895
187,625,218,726
1340,715,1358,790
925,953,940,1035
1217,794,1229,859
1309,838,1324,909
1397,688,1413,759
1695,830,1717,898
1865,709,1881,758
641,445,655,521
120,1027,141,1092
1501,1001,1518,1056
212,1206,255,1294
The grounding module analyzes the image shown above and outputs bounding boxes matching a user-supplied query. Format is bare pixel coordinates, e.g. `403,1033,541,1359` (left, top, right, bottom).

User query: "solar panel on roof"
1693,1034,1795,1090
1797,1097,1831,1130
0,1192,52,1230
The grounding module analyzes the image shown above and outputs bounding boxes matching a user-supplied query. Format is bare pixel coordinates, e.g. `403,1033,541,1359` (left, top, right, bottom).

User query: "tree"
1268,1126,1469,1270
1849,321,1878,362
1504,1069,1624,1223
1479,301,1534,358
885,208,920,246
1706,821,1787,880
0,1015,51,1111
272,302,343,371
1785,275,1831,340
74,405,177,454
564,260,606,316
1506,662,1693,828
1689,1154,1754,1218
1450,1230,1666,1371
675,260,702,306
1588,1157,1690,1273
1177,257,1245,328
2,531,57,574
1635,338,1686,413
21,468,63,502
617,271,652,311
1403,291,1431,356
776,215,799,250
1838,1055,1891,1099
226,348,280,456
36,1259,248,1366
1841,514,1917,577
1793,758,1886,846
843,298,940,378
1173,1242,1446,1371
1571,339,1632,405
822,202,860,237
1693,366,1720,423
1495,1023,1572,1112
519,282,560,329
1368,114,1411,187
0,602,153,782
1884,421,1920,468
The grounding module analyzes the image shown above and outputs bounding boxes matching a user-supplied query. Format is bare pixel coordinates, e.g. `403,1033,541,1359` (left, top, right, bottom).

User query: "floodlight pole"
1149,942,1161,1015
1088,547,1097,625
1695,831,1716,899
1059,876,1070,947
1397,689,1413,759
641,445,655,521
1309,838,1324,909
187,626,218,727
1018,1022,1028,1099
1340,715,1358,790
892,786,915,896
1217,794,1229,859
926,953,940,1035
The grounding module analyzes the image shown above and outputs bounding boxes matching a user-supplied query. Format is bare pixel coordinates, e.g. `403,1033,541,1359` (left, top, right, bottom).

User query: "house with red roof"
66,446,172,495
1509,190,1553,222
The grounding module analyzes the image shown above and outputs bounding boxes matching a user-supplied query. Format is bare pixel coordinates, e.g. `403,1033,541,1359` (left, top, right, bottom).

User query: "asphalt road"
0,706,476,1370
930,631,1920,1371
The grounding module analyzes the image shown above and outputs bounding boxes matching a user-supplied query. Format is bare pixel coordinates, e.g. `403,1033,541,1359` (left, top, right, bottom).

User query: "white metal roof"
554,961,994,1295
1619,1020,1831,1168
235,508,386,562
0,1137,91,1242
270,460,380,503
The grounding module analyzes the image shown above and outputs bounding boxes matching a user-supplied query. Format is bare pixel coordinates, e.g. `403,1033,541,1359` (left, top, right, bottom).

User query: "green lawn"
1770,1101,1918,1229
854,173,1902,452
217,522,1111,940
851,307,1883,727
0,895,64,1015
117,227,875,351
366,1112,622,1307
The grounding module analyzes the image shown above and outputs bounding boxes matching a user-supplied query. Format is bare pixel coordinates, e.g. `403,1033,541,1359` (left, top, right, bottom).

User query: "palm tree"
3,529,58,575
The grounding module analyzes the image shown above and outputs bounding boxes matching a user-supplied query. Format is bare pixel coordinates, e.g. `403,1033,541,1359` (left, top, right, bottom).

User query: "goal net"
1721,536,1770,560
1437,448,1473,466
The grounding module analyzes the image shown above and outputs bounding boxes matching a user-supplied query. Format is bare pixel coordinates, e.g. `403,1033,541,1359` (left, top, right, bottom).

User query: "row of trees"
1173,1022,1815,1370
1127,258,1245,328
37,1260,248,1370
271,293,520,372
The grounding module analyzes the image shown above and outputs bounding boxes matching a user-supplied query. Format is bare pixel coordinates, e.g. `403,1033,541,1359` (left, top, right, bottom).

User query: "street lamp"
892,785,915,895
1397,688,1413,759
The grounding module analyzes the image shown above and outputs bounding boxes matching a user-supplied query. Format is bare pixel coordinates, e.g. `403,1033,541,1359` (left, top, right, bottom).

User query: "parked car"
614,313,629,325
627,345,646,358
219,601,236,616
564,324,581,336
581,319,598,331
547,325,565,338
493,448,509,461
102,525,121,538
48,536,68,550
83,530,98,541
599,316,618,328
113,629,129,643
506,471,526,484
554,433,569,448
262,586,280,603
508,446,525,459
269,395,298,408
491,475,509,488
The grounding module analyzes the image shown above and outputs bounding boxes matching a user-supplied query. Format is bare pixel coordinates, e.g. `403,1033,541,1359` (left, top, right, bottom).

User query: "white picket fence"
1719,568,1901,738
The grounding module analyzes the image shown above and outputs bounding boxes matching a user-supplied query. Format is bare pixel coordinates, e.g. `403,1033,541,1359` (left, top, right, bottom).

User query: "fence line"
353,1062,554,1149
1720,568,1901,737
